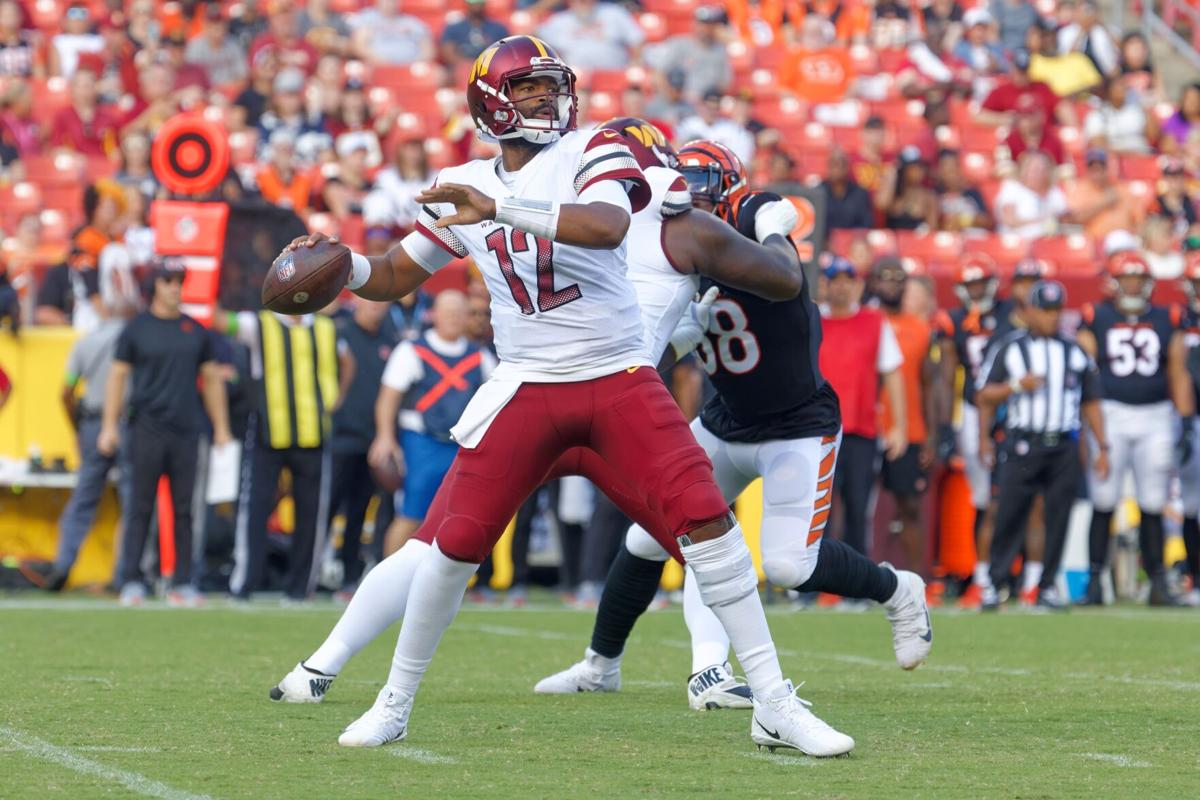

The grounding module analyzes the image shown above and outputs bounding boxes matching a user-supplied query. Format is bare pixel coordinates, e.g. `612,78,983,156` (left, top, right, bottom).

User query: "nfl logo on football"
276,252,296,283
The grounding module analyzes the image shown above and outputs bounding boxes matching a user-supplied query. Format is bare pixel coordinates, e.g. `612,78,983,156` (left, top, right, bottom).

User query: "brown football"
261,240,353,314
370,453,406,494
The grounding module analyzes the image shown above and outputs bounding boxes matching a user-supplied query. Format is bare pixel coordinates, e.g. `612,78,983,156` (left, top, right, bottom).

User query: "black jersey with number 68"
1080,300,1182,405
696,193,841,444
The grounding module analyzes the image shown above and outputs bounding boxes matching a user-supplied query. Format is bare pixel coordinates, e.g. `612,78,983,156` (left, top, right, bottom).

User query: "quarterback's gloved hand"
1176,417,1196,465
754,199,799,244
936,423,957,462
669,286,720,362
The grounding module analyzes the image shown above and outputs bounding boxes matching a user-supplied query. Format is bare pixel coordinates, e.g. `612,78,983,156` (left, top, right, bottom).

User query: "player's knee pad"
651,445,728,532
681,529,758,608
432,514,493,564
625,524,670,562
762,453,813,508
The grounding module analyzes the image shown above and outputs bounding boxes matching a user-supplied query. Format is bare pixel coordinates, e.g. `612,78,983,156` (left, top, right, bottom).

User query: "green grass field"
2,597,1198,799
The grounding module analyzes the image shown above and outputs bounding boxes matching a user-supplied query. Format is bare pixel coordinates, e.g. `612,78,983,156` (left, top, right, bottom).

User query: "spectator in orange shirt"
869,256,937,574
257,129,313,215
778,15,855,104
1064,148,1146,241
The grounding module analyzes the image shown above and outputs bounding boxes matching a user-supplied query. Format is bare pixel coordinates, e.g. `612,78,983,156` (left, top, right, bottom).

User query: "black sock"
973,508,985,548
795,538,899,603
1088,509,1114,572
588,545,665,659
1138,511,1165,578
1183,516,1200,581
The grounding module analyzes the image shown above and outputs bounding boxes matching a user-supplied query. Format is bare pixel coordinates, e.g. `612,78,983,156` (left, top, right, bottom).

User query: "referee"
975,281,1109,611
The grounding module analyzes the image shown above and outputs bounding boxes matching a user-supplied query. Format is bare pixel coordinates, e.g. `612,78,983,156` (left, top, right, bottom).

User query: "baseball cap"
822,256,857,280
1103,229,1140,256
1015,93,1043,116
1013,258,1048,280
1030,280,1065,309
152,256,188,281
964,8,993,27
872,255,906,277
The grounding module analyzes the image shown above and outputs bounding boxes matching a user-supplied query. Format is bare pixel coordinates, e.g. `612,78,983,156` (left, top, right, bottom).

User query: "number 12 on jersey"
485,227,582,315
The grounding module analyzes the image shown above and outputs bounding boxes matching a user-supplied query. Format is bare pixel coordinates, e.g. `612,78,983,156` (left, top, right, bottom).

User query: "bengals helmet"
1107,250,1154,315
467,36,578,145
954,253,999,313
676,140,748,223
599,117,678,170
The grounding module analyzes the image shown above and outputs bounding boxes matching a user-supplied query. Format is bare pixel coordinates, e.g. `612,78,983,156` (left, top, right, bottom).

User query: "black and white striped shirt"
979,331,1101,434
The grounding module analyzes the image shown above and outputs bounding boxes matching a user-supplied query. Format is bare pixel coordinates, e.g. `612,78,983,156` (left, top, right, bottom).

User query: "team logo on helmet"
467,36,578,145
676,140,747,223
600,117,678,170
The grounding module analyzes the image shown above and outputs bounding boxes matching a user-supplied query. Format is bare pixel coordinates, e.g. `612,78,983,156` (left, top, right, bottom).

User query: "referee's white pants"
625,417,839,589
957,403,992,510
1089,400,1174,514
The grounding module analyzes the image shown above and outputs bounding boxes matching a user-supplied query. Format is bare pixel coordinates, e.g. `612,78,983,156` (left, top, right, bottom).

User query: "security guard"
221,308,354,602
976,281,1109,610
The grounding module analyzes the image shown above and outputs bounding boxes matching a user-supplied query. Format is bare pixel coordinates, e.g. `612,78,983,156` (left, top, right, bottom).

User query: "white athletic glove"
754,199,798,244
669,286,720,362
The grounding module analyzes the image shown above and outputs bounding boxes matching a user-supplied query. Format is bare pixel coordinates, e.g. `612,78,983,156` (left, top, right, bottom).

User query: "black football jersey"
696,192,841,443
1080,301,1181,405
1182,310,1200,398
934,299,1014,406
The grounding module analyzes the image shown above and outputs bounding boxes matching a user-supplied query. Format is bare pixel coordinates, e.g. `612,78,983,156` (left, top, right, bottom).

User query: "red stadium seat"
961,151,995,183
637,13,669,43
30,77,70,122
370,62,443,95
507,10,539,34
1119,154,1162,181
962,233,1030,271
896,230,962,265
1030,234,1098,274
585,91,619,122
588,70,632,95
0,182,42,218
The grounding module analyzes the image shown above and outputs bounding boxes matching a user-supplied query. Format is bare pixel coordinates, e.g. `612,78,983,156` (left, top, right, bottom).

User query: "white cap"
964,8,994,27
1103,229,1141,256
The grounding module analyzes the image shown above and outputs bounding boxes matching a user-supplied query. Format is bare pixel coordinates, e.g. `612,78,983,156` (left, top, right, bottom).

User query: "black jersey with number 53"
695,193,840,444
1080,300,1182,405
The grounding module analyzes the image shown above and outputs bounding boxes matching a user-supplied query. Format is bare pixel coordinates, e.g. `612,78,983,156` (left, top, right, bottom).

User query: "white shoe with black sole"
687,662,753,710
338,686,413,747
270,662,335,703
750,681,855,757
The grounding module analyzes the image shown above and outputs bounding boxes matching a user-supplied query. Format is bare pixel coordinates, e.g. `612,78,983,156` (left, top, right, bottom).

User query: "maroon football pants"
413,367,726,564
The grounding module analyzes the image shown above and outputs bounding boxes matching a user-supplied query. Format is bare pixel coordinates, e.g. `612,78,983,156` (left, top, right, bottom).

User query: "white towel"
450,379,522,449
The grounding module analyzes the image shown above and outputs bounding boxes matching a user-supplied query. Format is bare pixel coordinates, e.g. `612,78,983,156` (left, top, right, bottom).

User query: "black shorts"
881,443,929,497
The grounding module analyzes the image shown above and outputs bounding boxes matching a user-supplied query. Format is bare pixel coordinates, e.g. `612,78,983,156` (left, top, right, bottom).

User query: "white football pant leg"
1180,417,1200,517
1128,401,1175,514
754,434,836,589
959,403,991,510
1089,400,1134,513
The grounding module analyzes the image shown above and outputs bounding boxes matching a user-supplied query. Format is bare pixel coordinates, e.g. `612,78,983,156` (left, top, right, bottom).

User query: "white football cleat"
751,681,855,757
534,649,621,694
882,564,932,670
338,686,413,747
687,662,753,710
270,662,335,703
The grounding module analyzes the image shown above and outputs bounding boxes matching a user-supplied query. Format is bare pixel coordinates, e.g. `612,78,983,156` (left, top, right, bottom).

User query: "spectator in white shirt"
50,3,103,78
351,0,433,65
538,0,644,70
364,136,434,235
1084,78,1157,154
994,151,1068,239
1058,0,1118,78
676,90,755,165
645,5,731,102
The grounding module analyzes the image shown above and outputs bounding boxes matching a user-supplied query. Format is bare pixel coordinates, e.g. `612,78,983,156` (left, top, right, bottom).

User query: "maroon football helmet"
466,36,578,145
598,117,678,170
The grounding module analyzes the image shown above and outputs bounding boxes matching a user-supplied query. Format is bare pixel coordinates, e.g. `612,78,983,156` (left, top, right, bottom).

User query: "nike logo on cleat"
754,718,781,740
919,610,933,642
689,667,722,695
309,678,332,697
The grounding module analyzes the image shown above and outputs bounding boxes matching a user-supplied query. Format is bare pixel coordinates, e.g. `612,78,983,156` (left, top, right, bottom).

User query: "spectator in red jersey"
93,12,138,103
978,50,1076,128
1001,93,1065,165
879,147,939,231
0,80,42,161
935,149,993,231
162,30,211,107
1083,78,1156,155
250,0,320,75
50,67,118,157
49,2,102,78
0,0,40,78
818,256,907,558
186,5,249,87
119,61,180,137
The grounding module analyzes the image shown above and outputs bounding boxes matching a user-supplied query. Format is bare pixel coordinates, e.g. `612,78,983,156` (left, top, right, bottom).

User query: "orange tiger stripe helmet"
676,139,748,224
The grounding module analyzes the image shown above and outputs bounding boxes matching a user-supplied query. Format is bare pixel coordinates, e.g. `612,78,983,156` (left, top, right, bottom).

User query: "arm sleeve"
199,327,218,364
381,343,422,392
400,229,456,274
877,319,904,373
114,322,136,364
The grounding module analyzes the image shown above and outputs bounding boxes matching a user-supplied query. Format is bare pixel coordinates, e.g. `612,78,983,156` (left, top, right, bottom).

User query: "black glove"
936,423,957,462
1177,418,1196,466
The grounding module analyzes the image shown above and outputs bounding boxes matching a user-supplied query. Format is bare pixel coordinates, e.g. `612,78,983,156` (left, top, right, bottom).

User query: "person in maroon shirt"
249,0,319,76
1002,94,1066,165
978,50,1077,128
50,67,118,157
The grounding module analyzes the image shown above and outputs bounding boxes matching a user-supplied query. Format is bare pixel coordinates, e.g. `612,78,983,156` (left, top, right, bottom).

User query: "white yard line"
387,747,457,765
1079,752,1152,768
0,726,210,800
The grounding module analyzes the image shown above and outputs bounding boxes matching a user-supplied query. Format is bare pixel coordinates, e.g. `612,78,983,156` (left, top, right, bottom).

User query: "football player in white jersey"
282,37,854,756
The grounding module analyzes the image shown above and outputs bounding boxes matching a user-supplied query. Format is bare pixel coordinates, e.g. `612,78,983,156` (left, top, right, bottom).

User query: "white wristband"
348,252,372,291
494,196,560,240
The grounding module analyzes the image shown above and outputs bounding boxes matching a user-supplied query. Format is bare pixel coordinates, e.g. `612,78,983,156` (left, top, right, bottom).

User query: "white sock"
584,647,621,674
386,543,478,695
1022,561,1044,594
682,566,731,673
680,524,786,699
973,561,992,589
305,540,431,675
